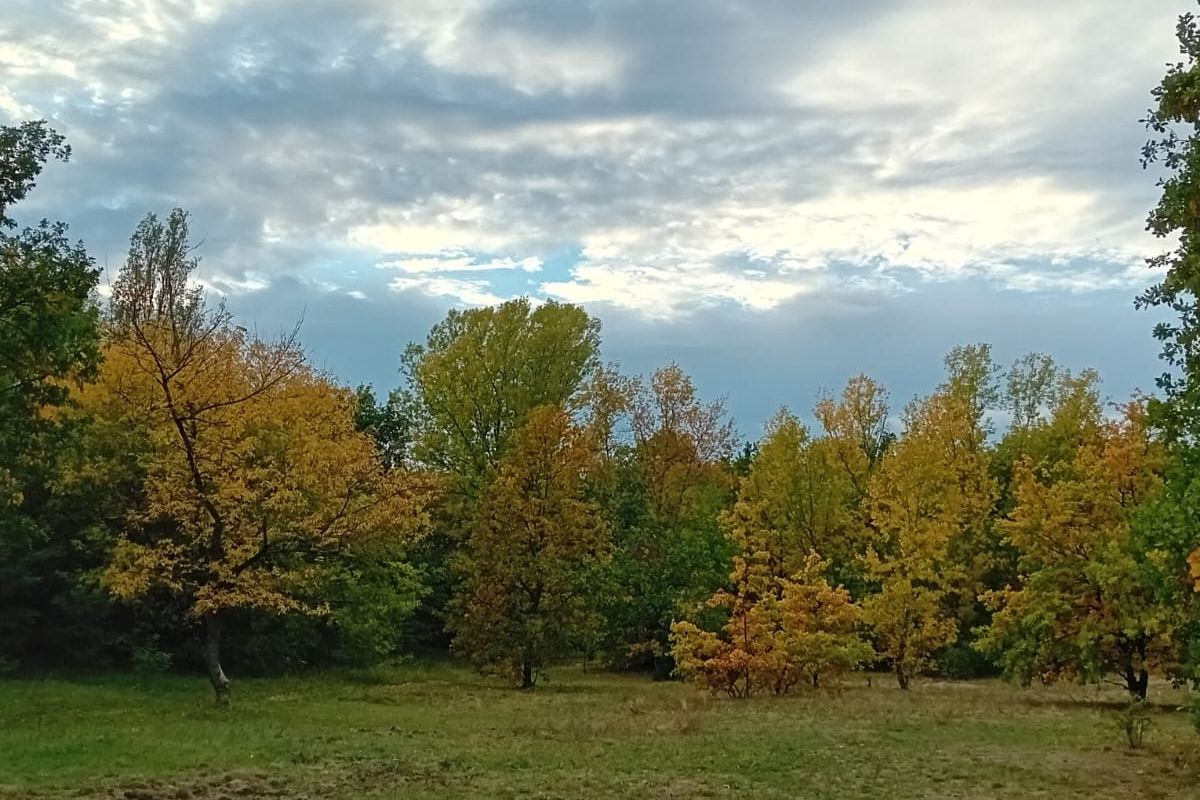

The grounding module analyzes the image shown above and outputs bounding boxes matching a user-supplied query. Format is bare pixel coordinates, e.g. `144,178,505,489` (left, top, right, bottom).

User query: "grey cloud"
0,0,1186,425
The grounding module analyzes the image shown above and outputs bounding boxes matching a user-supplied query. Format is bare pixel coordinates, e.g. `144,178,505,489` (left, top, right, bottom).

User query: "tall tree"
1141,7,1200,440
100,211,425,703
604,364,736,672
865,388,997,688
0,121,103,668
450,406,608,688
1136,5,1200,712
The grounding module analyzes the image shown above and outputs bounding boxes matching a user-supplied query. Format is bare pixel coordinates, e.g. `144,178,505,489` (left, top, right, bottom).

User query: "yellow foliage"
864,390,997,687
452,405,609,688
85,322,430,620
671,552,870,698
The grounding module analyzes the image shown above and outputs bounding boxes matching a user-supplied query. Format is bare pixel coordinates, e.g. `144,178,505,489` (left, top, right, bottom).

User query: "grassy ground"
0,664,1197,799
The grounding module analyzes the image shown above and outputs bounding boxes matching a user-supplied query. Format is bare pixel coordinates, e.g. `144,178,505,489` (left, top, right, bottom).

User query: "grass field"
1,664,1197,799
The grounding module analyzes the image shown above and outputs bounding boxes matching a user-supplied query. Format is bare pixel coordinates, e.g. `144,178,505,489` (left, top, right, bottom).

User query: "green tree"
0,121,104,669
355,384,419,471
603,364,736,673
403,299,600,494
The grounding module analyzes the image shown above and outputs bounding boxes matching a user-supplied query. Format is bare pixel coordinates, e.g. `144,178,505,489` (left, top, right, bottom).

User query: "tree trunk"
812,672,820,689
896,666,910,691
205,613,231,705
520,660,534,690
1125,668,1149,701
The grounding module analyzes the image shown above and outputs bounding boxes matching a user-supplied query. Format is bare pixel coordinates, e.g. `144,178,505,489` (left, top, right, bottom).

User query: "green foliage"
1140,9,1200,439
0,121,105,670
402,298,601,491
355,384,419,471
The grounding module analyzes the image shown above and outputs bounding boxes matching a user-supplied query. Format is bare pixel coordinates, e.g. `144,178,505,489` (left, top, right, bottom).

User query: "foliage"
0,120,106,669
451,406,609,687
864,387,996,688
602,364,736,671
979,402,1178,699
402,298,600,493
354,384,419,471
671,553,869,698
96,210,428,702
1140,8,1200,440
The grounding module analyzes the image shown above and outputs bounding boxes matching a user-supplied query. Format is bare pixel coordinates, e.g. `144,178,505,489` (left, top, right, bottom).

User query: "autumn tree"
721,407,876,594
671,411,873,698
814,374,892,503
451,406,609,688
98,210,425,703
672,498,869,698
604,364,736,672
671,557,868,698
865,383,997,689
979,401,1176,699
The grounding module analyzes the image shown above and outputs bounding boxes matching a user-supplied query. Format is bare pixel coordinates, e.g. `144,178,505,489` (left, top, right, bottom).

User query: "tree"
354,384,419,471
451,406,609,688
731,409,864,581
865,388,997,688
671,546,868,698
0,121,104,669
979,402,1176,700
631,363,736,524
603,364,736,671
402,299,600,494
814,374,891,502
98,211,425,703
0,121,99,503
1140,7,1200,440
0,120,70,226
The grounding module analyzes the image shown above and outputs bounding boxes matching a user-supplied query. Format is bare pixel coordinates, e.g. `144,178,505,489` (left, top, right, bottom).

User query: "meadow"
1,665,1196,800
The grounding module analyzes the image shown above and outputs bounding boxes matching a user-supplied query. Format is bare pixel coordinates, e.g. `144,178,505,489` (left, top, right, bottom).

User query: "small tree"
451,406,609,688
671,550,869,698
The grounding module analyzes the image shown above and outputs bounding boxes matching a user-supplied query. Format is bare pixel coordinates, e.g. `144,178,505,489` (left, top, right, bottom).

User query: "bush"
129,645,172,675
1117,700,1152,749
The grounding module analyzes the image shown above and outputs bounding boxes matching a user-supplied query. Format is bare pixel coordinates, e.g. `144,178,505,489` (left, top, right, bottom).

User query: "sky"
0,0,1190,437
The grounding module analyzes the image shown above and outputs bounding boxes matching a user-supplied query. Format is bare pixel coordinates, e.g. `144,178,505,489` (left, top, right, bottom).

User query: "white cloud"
0,0,1179,317
379,253,542,273
388,275,506,306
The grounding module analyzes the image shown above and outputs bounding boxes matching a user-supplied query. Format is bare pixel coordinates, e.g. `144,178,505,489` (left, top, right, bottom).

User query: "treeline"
5,73,1200,713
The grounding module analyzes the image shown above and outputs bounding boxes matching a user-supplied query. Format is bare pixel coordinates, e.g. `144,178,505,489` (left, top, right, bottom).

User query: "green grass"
0,664,1197,799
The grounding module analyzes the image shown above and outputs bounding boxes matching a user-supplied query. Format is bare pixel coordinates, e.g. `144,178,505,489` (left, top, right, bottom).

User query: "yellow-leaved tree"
865,387,997,689
671,410,871,698
92,210,427,703
979,401,1174,699
450,405,609,688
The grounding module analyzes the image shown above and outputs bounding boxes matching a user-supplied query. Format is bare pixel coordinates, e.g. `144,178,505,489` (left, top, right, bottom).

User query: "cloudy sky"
1,0,1188,435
